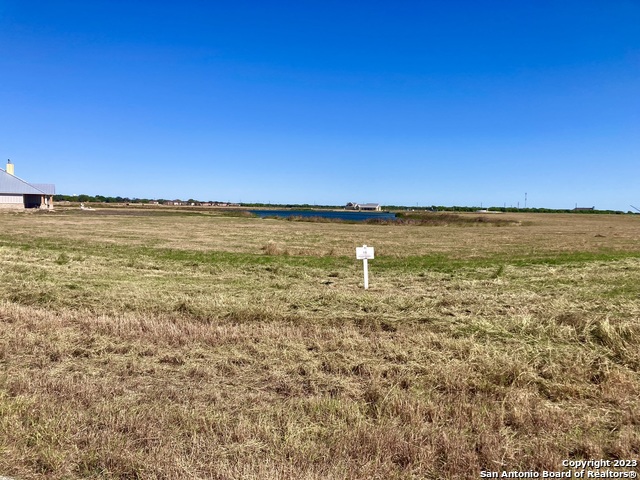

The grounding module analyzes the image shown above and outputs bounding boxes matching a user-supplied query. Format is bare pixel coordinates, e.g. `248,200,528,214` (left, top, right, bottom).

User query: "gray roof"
0,169,54,195
32,183,56,195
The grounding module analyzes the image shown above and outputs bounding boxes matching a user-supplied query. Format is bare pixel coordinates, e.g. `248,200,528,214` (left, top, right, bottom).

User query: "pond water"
249,209,396,221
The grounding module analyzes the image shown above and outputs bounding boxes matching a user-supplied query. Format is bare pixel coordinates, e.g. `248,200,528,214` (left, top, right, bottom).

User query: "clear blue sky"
1,1,638,209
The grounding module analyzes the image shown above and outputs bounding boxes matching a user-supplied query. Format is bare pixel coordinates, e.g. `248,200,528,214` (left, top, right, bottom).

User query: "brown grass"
3,207,639,258
0,208,639,479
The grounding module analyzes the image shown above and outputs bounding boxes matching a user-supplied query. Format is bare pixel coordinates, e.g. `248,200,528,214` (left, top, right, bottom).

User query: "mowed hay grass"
0,208,639,479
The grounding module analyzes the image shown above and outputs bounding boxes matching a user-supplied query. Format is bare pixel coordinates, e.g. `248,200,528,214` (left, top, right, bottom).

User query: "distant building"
345,202,381,211
573,207,595,212
0,160,55,210
360,203,381,211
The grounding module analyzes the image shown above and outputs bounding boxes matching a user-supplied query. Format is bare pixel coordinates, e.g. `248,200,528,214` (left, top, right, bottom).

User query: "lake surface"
249,209,397,221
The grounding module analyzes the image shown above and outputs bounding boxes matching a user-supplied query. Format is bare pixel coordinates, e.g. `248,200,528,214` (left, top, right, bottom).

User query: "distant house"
573,207,595,212
345,202,381,211
0,161,55,210
360,203,381,211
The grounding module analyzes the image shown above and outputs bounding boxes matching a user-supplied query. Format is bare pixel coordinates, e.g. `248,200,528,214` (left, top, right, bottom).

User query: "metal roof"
0,169,54,195
32,184,56,195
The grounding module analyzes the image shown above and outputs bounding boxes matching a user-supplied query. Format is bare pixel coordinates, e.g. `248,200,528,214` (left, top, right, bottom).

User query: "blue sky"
1,1,638,209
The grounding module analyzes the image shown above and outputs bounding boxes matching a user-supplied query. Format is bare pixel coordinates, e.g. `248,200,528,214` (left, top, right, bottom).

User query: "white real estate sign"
356,245,374,260
356,245,374,289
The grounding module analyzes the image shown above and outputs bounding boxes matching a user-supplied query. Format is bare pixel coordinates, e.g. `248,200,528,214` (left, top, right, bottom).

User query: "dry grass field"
1,207,639,479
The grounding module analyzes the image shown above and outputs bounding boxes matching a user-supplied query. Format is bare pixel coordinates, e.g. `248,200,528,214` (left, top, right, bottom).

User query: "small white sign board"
356,246,374,260
356,245,374,289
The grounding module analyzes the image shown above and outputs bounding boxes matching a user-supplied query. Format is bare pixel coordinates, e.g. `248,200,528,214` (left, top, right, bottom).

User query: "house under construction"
0,160,55,210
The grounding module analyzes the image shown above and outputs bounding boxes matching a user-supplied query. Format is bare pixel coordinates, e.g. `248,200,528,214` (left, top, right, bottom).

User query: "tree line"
54,195,201,204
53,195,631,214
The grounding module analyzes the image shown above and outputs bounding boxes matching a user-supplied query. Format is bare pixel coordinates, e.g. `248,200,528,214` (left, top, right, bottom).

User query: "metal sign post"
356,245,374,289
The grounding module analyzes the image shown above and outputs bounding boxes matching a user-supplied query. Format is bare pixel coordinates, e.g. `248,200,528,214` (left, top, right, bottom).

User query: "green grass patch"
3,234,640,276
